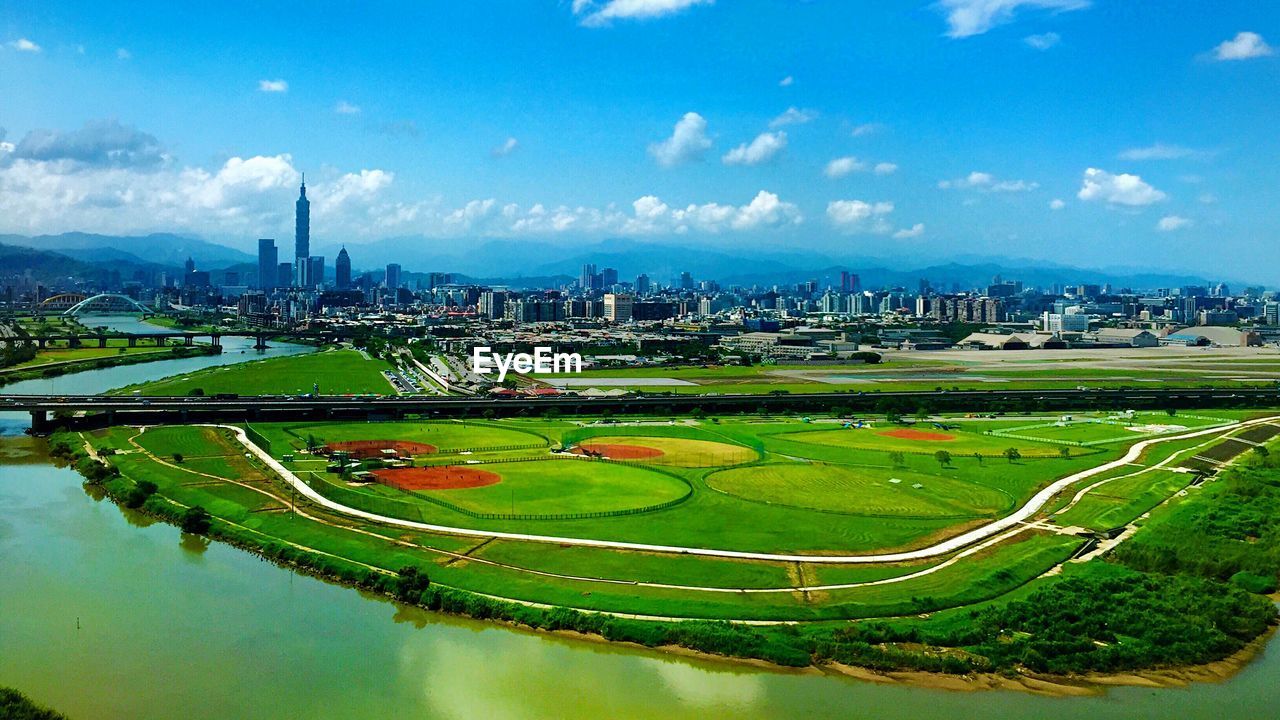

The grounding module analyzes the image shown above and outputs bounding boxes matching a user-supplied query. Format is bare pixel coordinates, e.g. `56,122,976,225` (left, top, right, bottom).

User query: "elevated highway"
7,386,1280,433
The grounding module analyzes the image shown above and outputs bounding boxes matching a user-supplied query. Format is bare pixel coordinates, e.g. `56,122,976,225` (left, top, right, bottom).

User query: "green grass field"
408,458,689,516
771,424,1066,457
569,435,757,467
705,462,1012,518
130,349,394,396
80,405,1274,624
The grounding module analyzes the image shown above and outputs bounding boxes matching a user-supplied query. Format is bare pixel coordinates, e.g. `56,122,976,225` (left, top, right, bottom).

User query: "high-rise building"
294,177,310,285
184,257,196,276
257,239,277,290
601,267,618,287
635,274,651,297
580,263,597,291
307,256,325,288
678,271,694,290
335,247,351,289
277,262,293,288
295,177,310,261
603,293,633,322
385,263,402,289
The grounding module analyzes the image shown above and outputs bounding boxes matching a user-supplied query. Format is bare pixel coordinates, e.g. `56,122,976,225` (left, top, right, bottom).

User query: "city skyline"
1,1,1278,279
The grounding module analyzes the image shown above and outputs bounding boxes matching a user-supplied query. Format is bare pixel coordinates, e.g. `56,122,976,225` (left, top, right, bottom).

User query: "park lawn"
133,349,394,396
410,458,689,516
995,421,1149,444
473,539,794,589
270,419,549,454
568,435,758,467
769,424,1067,457
134,425,242,459
704,462,1012,518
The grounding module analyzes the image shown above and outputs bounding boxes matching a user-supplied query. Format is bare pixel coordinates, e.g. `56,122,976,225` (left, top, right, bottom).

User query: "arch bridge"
62,293,155,317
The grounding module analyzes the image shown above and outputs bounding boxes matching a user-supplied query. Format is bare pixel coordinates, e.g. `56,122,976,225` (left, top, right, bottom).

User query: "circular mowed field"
569,436,757,467
327,440,437,458
777,427,1063,457
571,443,664,460
373,466,500,491
705,463,1011,518
391,459,691,516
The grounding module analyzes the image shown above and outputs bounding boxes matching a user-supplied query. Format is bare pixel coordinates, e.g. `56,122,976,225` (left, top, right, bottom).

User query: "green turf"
128,349,395,396
705,462,1012,518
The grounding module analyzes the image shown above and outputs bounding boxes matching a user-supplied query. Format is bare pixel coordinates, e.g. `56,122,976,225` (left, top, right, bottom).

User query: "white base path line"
211,415,1280,565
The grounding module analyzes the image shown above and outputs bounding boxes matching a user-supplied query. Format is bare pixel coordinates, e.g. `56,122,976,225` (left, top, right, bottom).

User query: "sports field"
568,435,757,467
706,462,1012,517
80,407,1275,625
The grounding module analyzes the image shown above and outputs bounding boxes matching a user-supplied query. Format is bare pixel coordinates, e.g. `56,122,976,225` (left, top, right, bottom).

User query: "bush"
179,505,212,534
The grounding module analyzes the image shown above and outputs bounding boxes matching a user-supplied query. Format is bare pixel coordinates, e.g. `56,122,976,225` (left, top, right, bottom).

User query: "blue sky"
1,1,1278,277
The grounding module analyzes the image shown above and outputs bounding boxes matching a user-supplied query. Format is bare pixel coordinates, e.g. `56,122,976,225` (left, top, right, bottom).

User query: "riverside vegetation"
48,409,1280,679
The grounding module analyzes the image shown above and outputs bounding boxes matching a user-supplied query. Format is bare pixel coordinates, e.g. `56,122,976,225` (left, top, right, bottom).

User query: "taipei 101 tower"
294,175,310,284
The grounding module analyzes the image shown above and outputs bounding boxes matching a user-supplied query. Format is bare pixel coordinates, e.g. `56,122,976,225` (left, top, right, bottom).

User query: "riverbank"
0,345,220,386
55,427,1279,687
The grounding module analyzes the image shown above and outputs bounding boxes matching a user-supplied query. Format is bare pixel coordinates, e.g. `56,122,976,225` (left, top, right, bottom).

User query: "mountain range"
0,232,1243,293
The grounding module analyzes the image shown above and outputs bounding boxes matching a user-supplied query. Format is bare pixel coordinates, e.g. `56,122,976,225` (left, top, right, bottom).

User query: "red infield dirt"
326,440,437,459
372,466,501,491
571,443,665,460
877,429,957,442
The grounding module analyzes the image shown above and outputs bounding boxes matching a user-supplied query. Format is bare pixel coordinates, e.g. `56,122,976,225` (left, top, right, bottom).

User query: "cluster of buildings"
11,180,1280,362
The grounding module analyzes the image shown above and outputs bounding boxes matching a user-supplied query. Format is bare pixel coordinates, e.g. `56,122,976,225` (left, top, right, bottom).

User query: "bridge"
0,330,355,351
8,386,1280,433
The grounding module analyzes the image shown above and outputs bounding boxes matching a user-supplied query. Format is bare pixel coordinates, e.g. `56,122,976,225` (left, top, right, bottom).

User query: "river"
1,317,1277,719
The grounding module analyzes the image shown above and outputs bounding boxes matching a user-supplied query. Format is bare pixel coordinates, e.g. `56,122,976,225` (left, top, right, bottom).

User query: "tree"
1004,447,1021,463
179,505,212,534
305,434,318,451
889,451,906,468
187,387,205,397
482,409,496,420
395,565,431,600
934,450,952,468
1059,446,1071,458
973,452,983,466
172,453,184,464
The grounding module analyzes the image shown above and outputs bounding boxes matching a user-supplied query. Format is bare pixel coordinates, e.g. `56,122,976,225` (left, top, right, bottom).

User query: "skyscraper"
294,176,310,285
335,247,351,289
257,238,277,290
295,177,310,261
385,263,402,289
307,256,325,288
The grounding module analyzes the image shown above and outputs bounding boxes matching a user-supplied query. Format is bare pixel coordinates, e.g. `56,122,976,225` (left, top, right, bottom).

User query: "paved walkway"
213,414,1280,564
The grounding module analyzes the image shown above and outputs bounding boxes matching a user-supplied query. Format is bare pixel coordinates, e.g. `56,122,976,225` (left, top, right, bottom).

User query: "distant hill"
0,232,254,269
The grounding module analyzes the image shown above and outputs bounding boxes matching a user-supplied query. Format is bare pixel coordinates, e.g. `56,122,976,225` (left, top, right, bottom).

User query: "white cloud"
939,170,1037,192
0,134,805,240
8,38,41,52
1212,31,1274,61
826,199,895,234
722,131,786,166
1156,215,1192,231
334,101,361,115
850,123,883,137
1198,193,1217,205
1118,143,1205,161
824,156,866,179
649,112,712,167
116,48,132,60
258,79,288,93
1077,168,1166,206
938,0,1090,38
769,107,817,128
893,223,925,239
778,75,794,87
873,162,898,175
1023,32,1060,50
491,137,520,157
574,0,713,27
1049,198,1065,210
